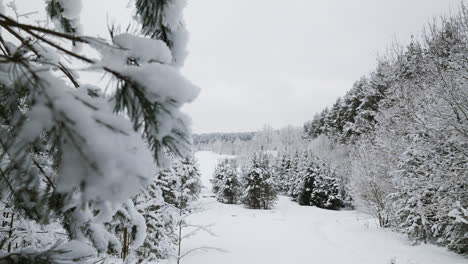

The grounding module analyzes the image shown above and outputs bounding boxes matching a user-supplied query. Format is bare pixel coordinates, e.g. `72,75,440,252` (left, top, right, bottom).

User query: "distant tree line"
193,132,256,145
195,125,307,156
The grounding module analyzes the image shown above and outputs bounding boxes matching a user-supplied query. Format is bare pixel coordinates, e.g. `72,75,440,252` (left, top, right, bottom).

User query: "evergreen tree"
310,165,344,210
295,155,318,206
272,153,292,194
155,155,202,263
241,153,277,210
211,159,241,204
134,177,177,262
287,152,344,210
287,151,303,198
159,157,202,211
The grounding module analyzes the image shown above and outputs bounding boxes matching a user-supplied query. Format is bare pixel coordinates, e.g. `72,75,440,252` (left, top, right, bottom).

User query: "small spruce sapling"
241,152,277,210
211,159,241,204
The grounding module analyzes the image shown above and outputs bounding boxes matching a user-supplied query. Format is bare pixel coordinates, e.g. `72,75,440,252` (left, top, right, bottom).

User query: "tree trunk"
122,227,128,260
177,188,184,264
7,213,14,253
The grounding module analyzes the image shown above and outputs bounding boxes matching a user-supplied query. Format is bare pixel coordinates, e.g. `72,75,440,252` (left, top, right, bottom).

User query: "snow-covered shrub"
350,138,395,227
211,159,241,204
241,152,277,210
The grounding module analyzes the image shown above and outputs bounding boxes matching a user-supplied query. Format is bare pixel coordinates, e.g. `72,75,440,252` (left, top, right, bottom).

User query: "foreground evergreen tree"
241,153,277,209
211,159,241,204
0,0,197,262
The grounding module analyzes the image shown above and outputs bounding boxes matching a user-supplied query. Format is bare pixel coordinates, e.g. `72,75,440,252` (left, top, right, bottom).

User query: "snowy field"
181,151,467,264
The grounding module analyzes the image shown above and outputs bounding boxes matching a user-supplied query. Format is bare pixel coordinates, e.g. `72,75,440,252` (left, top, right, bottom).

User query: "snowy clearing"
182,151,467,264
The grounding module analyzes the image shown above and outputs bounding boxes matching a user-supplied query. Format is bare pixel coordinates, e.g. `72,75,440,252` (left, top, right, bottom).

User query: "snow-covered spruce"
159,156,203,263
273,151,345,210
211,159,241,204
134,177,177,263
271,152,293,194
132,155,202,263
158,156,203,211
241,152,277,210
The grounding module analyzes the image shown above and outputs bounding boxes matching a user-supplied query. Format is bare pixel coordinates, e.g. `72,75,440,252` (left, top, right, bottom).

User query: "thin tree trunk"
177,218,182,264
7,213,14,253
177,177,188,264
177,198,184,264
123,227,128,260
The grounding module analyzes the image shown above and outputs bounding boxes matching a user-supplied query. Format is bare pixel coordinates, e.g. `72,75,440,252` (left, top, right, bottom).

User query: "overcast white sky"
14,0,467,133
181,0,465,133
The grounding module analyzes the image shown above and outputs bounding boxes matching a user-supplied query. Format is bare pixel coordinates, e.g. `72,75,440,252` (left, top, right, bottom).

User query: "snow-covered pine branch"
0,0,198,262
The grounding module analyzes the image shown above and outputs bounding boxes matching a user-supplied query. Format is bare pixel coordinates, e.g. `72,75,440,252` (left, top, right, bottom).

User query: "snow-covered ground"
182,151,467,264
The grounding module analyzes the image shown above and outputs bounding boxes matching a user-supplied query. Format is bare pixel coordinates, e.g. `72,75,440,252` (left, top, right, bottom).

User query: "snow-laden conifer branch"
134,0,188,66
45,0,82,38
0,0,197,261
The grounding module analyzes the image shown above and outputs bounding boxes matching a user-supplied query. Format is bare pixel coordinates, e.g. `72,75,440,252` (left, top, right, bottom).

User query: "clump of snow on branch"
14,72,156,210
113,33,173,64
